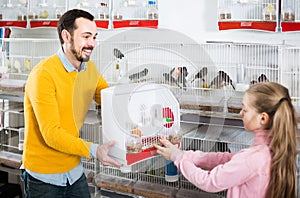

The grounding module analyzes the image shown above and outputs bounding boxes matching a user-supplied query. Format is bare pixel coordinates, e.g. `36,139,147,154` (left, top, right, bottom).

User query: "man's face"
65,17,97,68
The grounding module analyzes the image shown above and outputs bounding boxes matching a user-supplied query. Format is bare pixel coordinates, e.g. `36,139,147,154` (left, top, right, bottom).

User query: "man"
21,9,121,198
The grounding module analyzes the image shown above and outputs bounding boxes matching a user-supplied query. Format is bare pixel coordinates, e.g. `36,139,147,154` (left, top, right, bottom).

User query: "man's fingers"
106,140,116,148
102,156,122,167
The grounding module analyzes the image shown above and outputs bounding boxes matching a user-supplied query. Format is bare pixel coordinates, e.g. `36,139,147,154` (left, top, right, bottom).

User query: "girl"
154,82,298,198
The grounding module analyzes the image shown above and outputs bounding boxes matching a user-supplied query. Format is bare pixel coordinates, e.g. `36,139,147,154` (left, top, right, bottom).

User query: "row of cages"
96,41,300,118
0,0,158,29
218,0,300,32
1,38,300,117
218,0,298,21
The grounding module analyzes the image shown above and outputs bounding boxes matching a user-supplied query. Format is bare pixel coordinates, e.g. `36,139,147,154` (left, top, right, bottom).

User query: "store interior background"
8,0,300,45
2,1,300,197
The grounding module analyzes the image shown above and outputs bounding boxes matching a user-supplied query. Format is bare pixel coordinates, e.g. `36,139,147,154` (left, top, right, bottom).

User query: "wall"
158,0,218,39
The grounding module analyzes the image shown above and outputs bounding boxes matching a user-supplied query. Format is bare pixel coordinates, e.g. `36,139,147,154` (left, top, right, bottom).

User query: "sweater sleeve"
94,73,109,105
183,150,236,170
174,149,256,193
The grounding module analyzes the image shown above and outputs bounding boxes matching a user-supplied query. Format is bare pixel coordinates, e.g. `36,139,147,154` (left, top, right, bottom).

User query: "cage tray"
95,174,135,194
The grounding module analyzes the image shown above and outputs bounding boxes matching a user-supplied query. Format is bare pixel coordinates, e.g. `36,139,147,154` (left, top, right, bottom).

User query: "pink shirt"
174,130,271,198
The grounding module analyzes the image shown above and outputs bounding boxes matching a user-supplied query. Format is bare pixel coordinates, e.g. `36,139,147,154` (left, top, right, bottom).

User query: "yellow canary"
40,10,49,19
202,83,209,88
25,59,31,70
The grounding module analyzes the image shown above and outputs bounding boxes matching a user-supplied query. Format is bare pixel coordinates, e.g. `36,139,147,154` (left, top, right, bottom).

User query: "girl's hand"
153,137,183,161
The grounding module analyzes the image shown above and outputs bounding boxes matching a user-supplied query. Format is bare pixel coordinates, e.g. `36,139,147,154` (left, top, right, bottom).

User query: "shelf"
30,20,110,29
218,21,277,32
1,107,24,114
112,20,158,29
281,21,300,32
95,20,109,29
181,111,244,128
29,20,59,28
0,21,27,28
0,20,157,29
0,93,24,103
1,127,22,132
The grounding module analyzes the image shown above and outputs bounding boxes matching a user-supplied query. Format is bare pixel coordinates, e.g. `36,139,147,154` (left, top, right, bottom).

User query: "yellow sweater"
22,54,108,174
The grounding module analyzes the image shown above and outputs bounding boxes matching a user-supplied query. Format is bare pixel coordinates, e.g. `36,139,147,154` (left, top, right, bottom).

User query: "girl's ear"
260,112,270,126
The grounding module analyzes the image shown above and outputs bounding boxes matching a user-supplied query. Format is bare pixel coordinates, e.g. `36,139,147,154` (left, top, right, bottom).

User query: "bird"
176,67,188,90
163,67,189,90
24,59,31,71
219,70,235,90
113,48,125,59
128,68,148,81
209,70,235,90
250,74,269,86
209,73,223,89
163,67,177,84
14,60,22,73
190,67,208,83
163,72,176,84
250,80,257,85
257,74,269,83
169,67,188,90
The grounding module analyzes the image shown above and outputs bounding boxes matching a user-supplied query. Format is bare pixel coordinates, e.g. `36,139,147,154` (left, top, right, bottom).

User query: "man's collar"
57,48,86,72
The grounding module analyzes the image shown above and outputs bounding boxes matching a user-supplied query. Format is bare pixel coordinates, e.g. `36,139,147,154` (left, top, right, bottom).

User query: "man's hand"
96,141,122,167
153,137,183,161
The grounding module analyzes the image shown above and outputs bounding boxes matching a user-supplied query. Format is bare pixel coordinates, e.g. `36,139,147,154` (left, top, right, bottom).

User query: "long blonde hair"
246,82,297,198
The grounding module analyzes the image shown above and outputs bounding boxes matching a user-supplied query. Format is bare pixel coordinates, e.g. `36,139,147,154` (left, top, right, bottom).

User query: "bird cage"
217,0,279,31
280,46,300,108
80,110,102,182
0,38,59,157
101,83,181,173
0,38,59,77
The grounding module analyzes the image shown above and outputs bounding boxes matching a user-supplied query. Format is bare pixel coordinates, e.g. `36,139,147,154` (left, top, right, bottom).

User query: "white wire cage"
0,38,59,157
0,38,59,75
0,100,24,154
218,0,278,21
95,40,282,117
80,109,101,185
280,46,300,107
281,0,300,22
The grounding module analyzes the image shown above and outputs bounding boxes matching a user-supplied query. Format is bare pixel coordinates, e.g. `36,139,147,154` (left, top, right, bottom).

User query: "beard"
69,38,93,62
